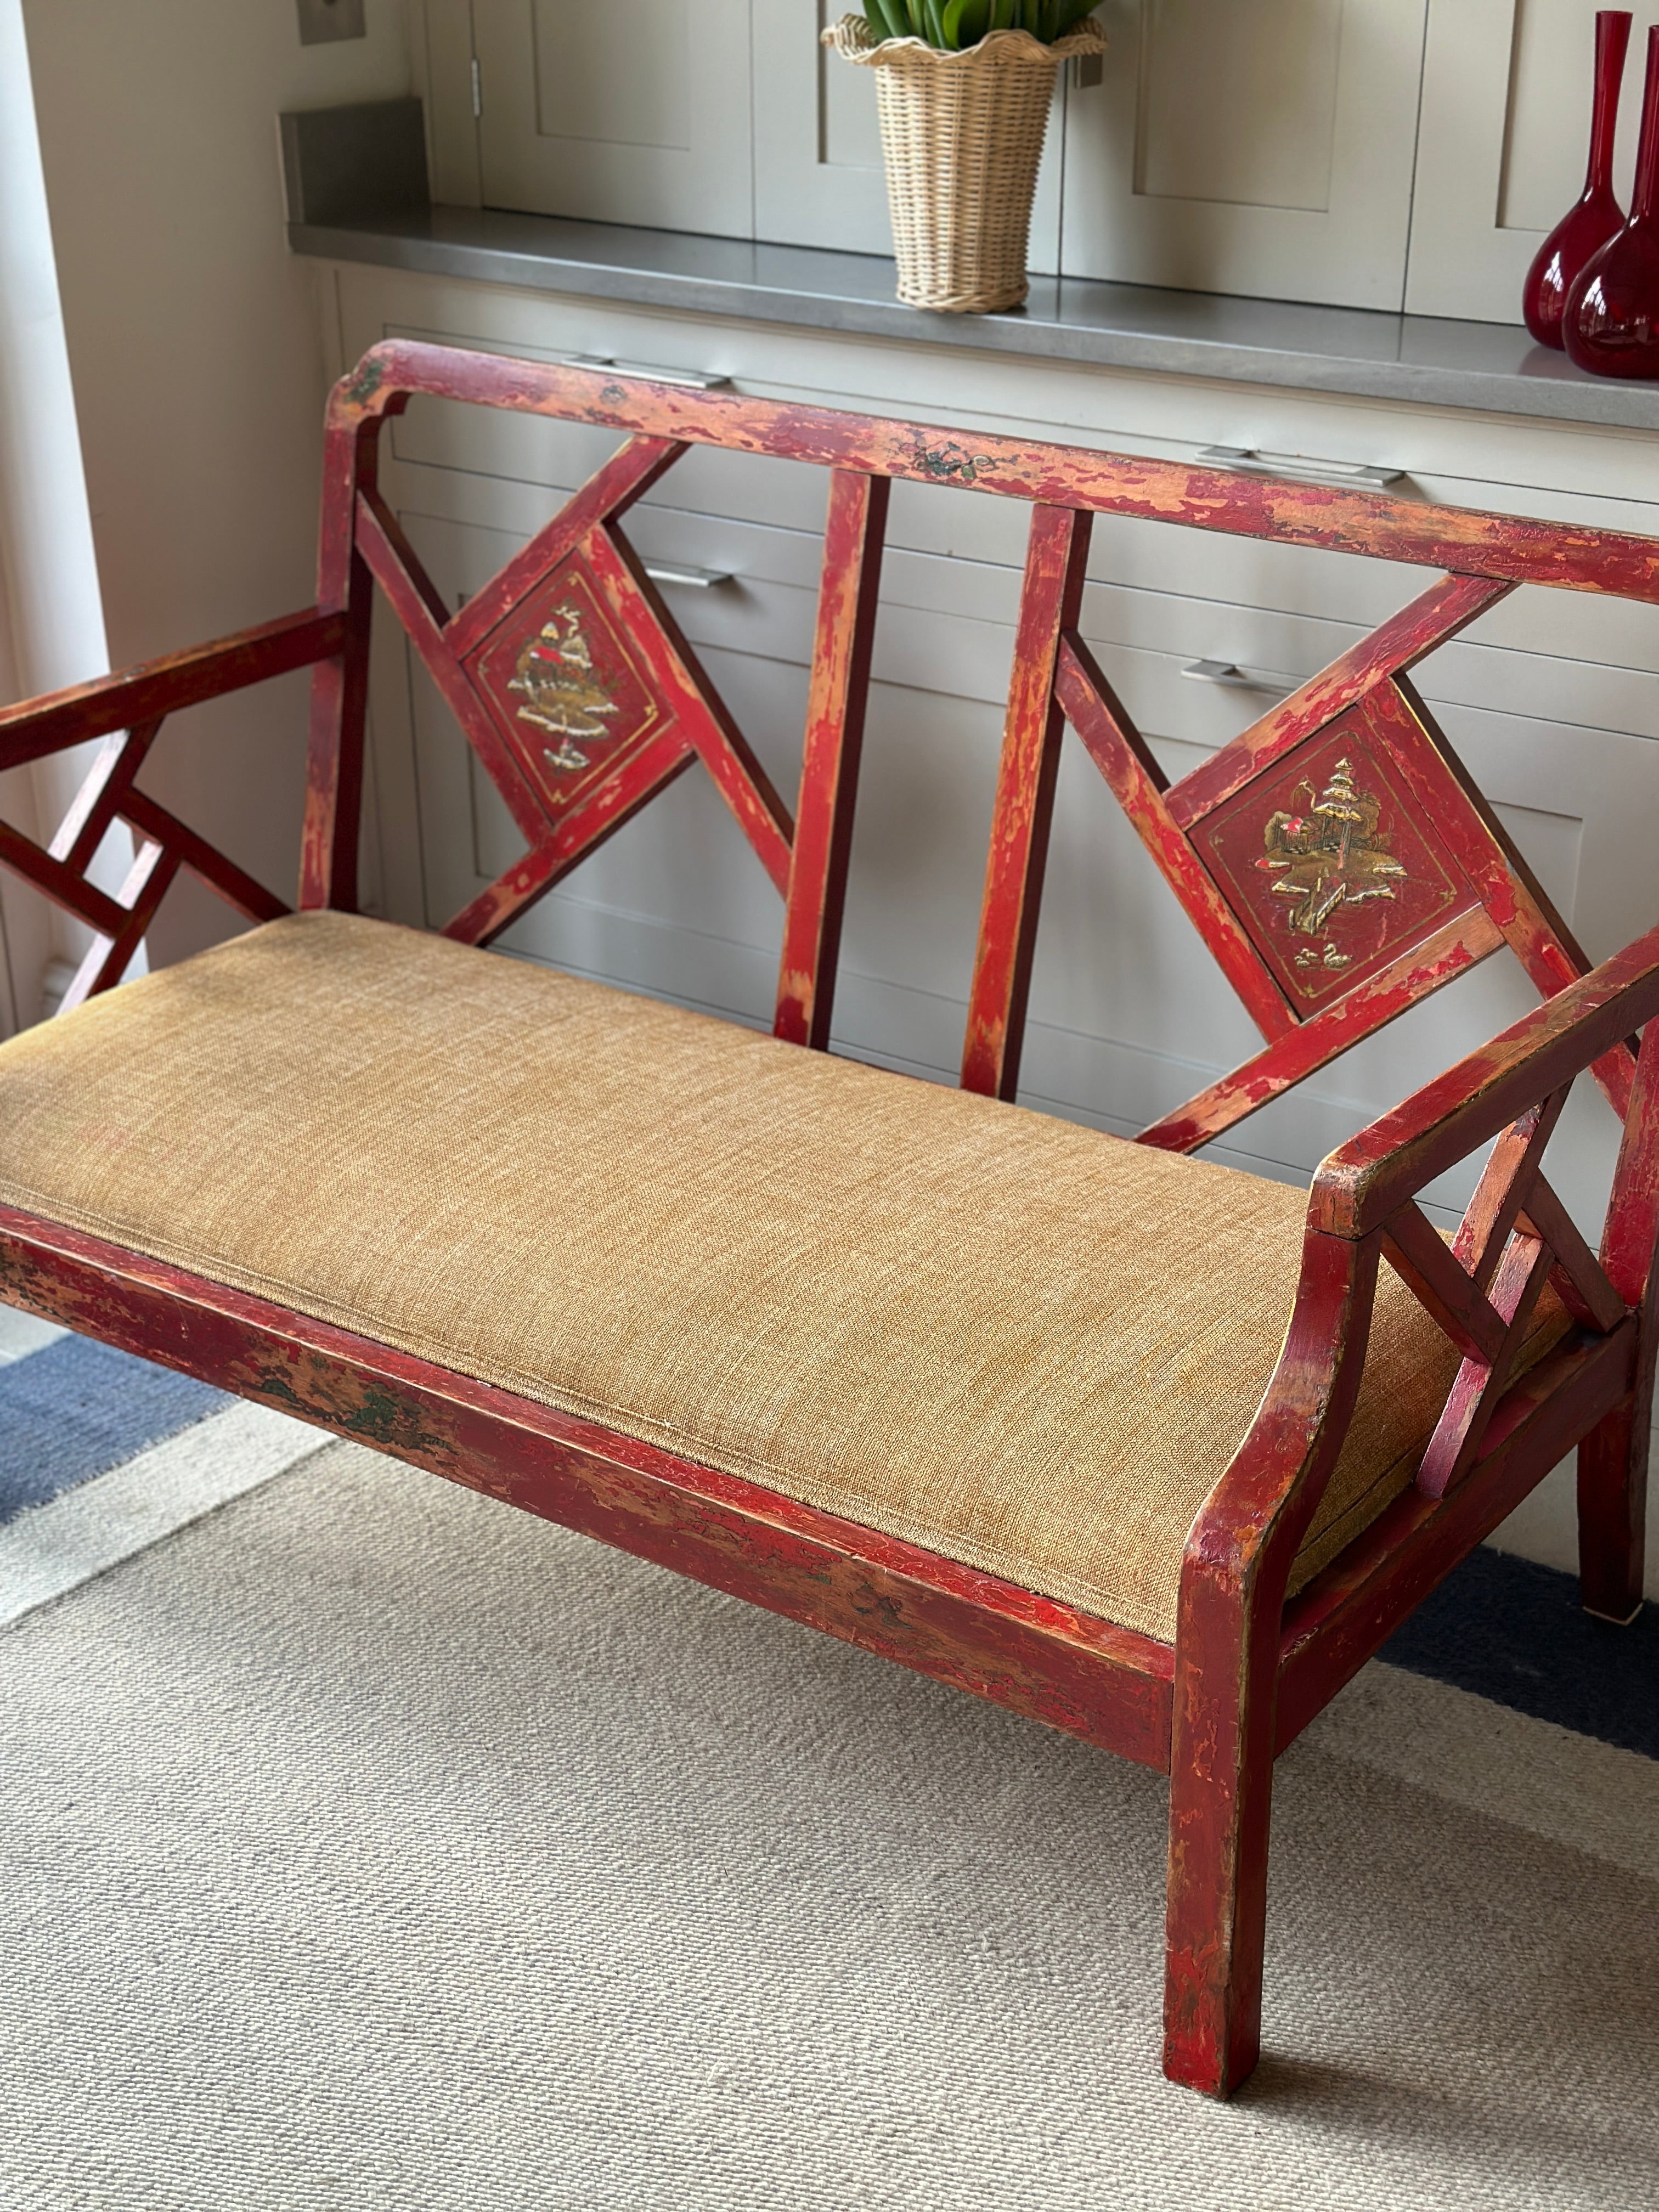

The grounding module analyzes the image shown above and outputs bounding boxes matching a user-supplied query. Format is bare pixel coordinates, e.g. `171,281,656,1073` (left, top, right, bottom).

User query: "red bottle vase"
1566,21,1659,378
1523,9,1631,348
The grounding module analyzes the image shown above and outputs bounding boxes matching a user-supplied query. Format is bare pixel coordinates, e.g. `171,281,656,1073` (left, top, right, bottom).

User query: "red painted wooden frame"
2,340,1657,2102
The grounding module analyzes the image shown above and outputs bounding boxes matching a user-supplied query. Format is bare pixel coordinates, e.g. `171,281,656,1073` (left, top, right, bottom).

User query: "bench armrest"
1310,918,1659,1244
0,607,342,1012
1185,917,1659,1632
0,608,341,773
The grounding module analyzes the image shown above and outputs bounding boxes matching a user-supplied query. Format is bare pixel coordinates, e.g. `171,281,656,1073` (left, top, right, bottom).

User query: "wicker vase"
824,16,1105,314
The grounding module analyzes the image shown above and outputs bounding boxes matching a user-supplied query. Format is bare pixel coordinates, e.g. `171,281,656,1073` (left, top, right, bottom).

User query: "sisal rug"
1,1437,1655,2210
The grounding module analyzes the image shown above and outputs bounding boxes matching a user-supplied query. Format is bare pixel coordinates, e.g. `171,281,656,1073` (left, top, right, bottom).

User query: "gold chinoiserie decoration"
1258,758,1408,973
508,605,618,772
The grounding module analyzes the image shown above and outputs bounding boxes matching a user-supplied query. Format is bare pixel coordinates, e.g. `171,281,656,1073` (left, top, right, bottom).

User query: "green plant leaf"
864,0,902,40
922,0,949,45
943,0,990,43
990,0,1015,27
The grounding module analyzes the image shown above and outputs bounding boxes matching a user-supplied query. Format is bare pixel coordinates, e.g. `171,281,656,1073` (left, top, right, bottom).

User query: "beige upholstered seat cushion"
0,913,1564,1643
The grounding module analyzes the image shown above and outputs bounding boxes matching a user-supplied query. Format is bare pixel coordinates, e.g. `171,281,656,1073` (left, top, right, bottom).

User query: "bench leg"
1578,1387,1649,1624
1161,1627,1276,2097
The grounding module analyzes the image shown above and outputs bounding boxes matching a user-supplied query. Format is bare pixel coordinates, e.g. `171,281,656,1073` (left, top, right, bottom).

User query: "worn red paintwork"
0,343,1656,2101
0,1202,1173,1762
1276,1324,1636,1743
961,504,1092,1099
1054,636,1295,1046
775,469,890,1051
1165,572,1515,831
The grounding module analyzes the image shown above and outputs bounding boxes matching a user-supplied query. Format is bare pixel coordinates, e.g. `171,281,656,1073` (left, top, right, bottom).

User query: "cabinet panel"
1406,0,1659,320
1061,0,1428,309
473,0,753,236
1138,0,1343,211
753,1,889,254
430,1,1659,319
753,0,1065,268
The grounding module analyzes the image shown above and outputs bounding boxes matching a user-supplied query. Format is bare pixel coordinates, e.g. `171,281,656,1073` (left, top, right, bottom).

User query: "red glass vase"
1523,10,1631,348
1566,21,1659,378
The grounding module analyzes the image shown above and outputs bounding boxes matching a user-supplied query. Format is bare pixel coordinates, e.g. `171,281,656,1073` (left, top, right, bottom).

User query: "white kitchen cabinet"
1407,0,1659,321
430,2,1659,320
469,0,754,238
752,2,893,255
1058,0,1429,311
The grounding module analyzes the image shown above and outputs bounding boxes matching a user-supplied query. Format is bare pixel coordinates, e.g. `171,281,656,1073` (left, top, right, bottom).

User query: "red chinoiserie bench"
0,343,1654,2097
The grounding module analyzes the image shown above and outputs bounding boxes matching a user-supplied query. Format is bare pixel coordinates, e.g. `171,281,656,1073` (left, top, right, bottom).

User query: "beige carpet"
0,1440,1655,2210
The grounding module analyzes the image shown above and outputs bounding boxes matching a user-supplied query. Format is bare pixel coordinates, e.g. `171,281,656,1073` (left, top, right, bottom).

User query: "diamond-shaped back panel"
305,342,1659,1146
1195,723,1478,1013
466,555,670,817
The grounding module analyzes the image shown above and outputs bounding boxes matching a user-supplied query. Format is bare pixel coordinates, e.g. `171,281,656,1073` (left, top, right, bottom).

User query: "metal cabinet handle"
1198,445,1403,492
1182,658,1292,697
642,561,732,590
563,354,731,391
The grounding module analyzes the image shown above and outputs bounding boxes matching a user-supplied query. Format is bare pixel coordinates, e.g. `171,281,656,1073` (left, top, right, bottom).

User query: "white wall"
0,0,152,1026
19,0,413,975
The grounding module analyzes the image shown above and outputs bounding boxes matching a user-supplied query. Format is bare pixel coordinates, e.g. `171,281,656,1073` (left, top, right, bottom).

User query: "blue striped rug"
0,1305,323,1625
1385,1543,1659,1761
0,1322,224,1522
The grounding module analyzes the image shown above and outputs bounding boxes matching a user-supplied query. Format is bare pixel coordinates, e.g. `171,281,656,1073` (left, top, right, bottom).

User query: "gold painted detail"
508,604,618,772
1257,758,1407,972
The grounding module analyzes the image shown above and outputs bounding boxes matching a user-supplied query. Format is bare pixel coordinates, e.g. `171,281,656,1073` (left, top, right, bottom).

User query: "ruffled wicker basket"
823,15,1105,314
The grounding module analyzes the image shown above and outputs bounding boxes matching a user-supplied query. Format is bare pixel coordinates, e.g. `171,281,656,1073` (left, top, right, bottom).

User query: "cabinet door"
1406,0,1659,322
1059,0,1428,311
754,1,1064,270
472,0,753,237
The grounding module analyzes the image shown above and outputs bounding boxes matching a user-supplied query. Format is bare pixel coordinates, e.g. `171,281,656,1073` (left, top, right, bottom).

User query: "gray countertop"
290,202,1659,433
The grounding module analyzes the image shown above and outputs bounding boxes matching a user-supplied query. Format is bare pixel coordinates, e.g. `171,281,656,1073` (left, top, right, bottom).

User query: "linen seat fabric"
0,913,1567,1643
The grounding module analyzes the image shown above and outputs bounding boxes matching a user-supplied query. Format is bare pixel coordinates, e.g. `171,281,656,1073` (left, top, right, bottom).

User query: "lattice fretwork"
321,418,898,1058
0,614,328,1015
1373,1087,1627,1498
348,443,795,952
962,506,1637,1146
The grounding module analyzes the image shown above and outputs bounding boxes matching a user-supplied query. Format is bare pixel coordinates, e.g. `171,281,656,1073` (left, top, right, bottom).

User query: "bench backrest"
2,341,1653,1146
306,341,1659,1146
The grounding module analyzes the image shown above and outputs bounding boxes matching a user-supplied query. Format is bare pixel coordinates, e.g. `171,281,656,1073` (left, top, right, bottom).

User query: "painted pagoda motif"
507,603,619,772
1257,757,1408,973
